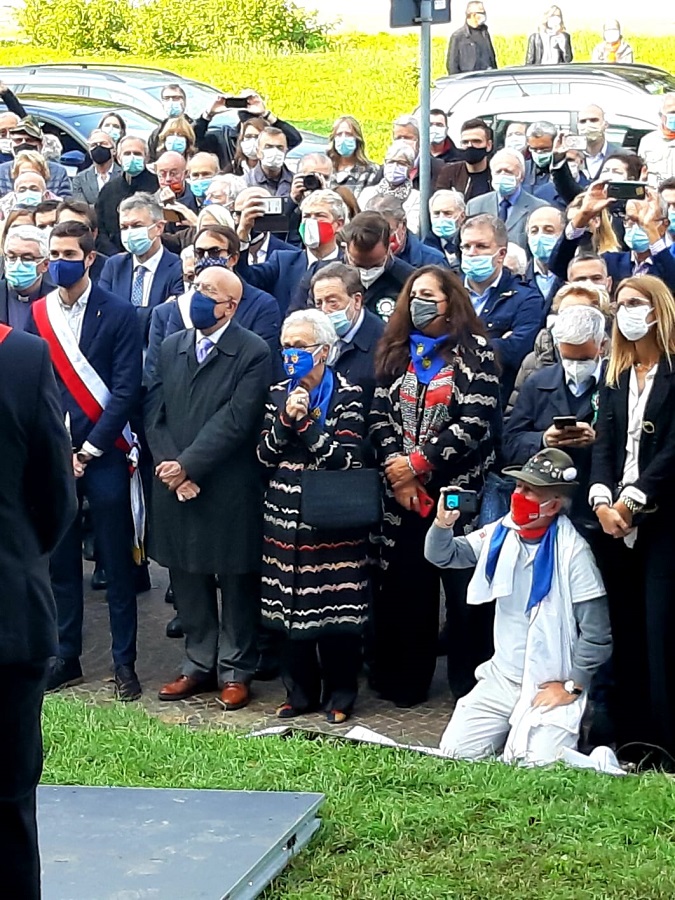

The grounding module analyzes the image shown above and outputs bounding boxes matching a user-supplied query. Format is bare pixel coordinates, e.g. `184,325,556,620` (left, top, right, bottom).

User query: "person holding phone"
369,265,500,708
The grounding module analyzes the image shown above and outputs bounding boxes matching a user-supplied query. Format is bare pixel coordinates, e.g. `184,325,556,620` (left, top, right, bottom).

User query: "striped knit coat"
257,372,370,639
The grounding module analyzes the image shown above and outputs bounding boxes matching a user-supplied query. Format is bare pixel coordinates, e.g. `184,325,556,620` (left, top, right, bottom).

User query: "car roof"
9,62,181,79
16,92,159,120
434,62,673,85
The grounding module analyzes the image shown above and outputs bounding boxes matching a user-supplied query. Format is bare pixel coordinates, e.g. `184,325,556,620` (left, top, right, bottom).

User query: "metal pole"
418,0,433,238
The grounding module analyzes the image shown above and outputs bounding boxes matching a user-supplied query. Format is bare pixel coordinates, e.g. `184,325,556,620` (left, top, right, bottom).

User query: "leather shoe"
91,567,107,591
165,615,184,639
158,673,216,701
164,584,175,605
114,664,142,702
46,657,83,692
216,682,250,711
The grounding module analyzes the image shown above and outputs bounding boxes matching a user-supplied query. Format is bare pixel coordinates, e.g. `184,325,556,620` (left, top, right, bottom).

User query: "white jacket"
638,129,675,185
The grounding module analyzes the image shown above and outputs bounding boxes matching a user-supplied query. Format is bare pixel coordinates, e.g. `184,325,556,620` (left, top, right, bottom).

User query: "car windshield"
605,68,675,95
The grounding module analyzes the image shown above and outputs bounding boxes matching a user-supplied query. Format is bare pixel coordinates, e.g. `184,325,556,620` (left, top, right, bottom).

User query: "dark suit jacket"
28,284,143,454
332,310,384,412
423,232,461,272
399,231,448,268
436,161,493,201
0,272,55,327
144,322,271,574
524,259,564,311
0,328,77,664
96,169,160,256
72,163,122,205
523,160,566,210
236,247,311,317
446,23,497,74
99,248,184,344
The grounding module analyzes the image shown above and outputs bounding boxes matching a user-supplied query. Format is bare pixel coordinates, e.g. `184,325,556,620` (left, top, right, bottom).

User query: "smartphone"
261,197,284,215
562,134,587,151
606,181,647,201
302,173,323,192
224,96,249,109
443,489,480,515
162,207,183,223
417,488,436,518
553,416,578,430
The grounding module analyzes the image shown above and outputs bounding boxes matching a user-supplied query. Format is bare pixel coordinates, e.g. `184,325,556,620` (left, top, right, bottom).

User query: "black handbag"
300,468,382,530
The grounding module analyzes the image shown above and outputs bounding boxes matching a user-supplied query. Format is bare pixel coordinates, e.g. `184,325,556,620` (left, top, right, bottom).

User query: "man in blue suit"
364,194,449,269
524,205,565,310
99,192,184,346
522,122,567,211
235,188,346,316
549,183,675,293
29,221,143,700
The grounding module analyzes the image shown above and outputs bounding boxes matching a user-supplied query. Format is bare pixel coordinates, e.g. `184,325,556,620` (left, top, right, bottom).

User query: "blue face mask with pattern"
281,347,316,380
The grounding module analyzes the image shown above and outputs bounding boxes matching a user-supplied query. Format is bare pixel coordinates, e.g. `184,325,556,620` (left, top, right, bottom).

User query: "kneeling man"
425,448,611,765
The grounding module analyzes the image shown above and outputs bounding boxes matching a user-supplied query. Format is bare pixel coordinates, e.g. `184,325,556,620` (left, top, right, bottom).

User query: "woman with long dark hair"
369,265,501,707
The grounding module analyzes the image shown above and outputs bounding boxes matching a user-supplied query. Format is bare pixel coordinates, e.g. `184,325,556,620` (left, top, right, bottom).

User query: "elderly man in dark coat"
145,264,271,711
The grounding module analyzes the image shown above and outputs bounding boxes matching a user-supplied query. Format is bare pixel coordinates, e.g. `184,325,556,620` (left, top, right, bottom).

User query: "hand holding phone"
553,416,577,430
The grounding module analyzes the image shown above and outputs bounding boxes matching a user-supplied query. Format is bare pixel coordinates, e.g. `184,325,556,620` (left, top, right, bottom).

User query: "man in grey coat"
72,129,121,204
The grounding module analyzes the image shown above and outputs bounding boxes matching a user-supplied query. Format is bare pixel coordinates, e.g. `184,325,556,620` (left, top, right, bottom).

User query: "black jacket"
0,328,76,664
95,169,160,256
365,257,415,323
332,310,385,413
525,31,573,65
446,23,497,74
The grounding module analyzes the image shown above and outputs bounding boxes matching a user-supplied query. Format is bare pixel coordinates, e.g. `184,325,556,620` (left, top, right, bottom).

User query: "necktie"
498,198,510,222
130,265,146,307
196,336,214,364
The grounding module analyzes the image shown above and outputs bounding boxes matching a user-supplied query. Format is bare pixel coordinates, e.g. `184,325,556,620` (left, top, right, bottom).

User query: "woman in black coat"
526,6,573,65
590,275,675,765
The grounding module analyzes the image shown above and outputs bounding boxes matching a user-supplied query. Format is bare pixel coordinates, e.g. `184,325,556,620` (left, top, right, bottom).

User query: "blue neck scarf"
408,332,448,385
289,366,334,427
485,518,558,613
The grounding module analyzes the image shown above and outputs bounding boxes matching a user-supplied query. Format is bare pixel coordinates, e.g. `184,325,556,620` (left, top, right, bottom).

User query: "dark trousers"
170,569,260,685
281,633,361,712
0,662,48,900
595,522,675,756
51,452,137,666
442,567,494,699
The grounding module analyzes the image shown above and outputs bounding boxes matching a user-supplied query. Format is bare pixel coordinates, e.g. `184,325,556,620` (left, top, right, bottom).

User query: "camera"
302,173,323,192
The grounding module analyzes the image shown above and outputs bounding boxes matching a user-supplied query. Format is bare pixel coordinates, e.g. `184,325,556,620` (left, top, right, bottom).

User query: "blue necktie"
196,337,214,364
130,265,146,307
498,198,510,222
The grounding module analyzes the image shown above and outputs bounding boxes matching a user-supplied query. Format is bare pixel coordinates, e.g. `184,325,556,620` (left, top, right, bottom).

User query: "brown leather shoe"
158,674,215,701
216,682,250,711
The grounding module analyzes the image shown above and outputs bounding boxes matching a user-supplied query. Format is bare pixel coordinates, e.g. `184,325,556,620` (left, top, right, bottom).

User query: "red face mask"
390,231,404,254
510,491,548,527
169,179,185,195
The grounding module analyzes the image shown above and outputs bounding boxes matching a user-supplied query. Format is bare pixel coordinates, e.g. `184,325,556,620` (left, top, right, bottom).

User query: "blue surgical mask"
190,177,213,199
668,210,675,234
383,162,409,186
624,225,651,253
496,174,519,197
327,307,353,337
48,258,86,288
16,189,42,207
530,150,553,170
189,290,219,330
121,226,154,257
528,233,559,262
461,253,497,282
5,258,40,290
163,100,184,118
664,113,675,132
281,347,316,381
165,135,187,154
431,217,457,240
102,125,121,143
334,135,357,157
121,155,145,176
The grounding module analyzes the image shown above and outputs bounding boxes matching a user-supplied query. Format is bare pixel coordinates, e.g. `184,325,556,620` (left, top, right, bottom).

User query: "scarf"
606,40,620,63
408,332,448,385
486,518,558,613
300,366,334,428
376,178,412,202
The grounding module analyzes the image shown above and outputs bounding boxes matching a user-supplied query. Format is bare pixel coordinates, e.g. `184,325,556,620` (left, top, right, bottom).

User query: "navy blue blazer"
332,309,384,411
99,248,184,344
398,231,448,268
235,247,311,317
28,284,142,454
524,259,563,312
523,161,566,210
423,232,461,271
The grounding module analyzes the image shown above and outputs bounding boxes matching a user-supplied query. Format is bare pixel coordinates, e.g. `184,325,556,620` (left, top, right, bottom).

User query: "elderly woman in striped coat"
257,309,369,724
369,266,501,709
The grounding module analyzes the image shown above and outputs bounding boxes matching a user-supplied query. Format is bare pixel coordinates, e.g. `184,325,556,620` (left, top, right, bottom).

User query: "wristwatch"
621,496,644,515
563,680,583,697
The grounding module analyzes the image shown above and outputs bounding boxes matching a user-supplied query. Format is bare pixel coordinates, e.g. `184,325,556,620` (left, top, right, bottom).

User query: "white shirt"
305,245,339,268
623,363,657,493
249,232,271,265
195,318,231,361
96,166,113,191
58,280,92,344
133,245,164,308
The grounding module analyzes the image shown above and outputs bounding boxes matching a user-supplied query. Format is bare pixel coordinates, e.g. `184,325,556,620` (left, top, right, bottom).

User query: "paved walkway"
67,562,454,749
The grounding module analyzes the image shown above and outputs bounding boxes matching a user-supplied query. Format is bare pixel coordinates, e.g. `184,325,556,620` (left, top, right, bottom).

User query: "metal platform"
38,785,324,900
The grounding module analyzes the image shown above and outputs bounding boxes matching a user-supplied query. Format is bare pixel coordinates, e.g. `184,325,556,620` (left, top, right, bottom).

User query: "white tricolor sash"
33,291,146,562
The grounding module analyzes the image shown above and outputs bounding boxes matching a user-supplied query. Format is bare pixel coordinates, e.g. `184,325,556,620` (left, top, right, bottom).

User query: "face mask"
410,297,440,331
530,150,553,169
668,210,675,234
48,258,86,288
462,146,488,165
511,491,554,527
240,137,259,159
16,190,42,207
190,290,220,330
562,357,598,386
461,253,497,282
568,162,580,181
547,16,561,29
624,225,651,254
5,258,40,290
335,135,357,157
579,123,604,142
13,142,35,156
282,347,317,380
90,145,112,165
496,173,519,196
102,126,121,143
0,138,13,155
121,155,145,176
664,113,675,133
358,264,386,288
431,216,457,241
121,225,155,257
528,232,559,262
505,135,527,153
163,99,184,118
190,177,213,199
165,135,187,154
261,148,285,170
327,306,354,337
383,162,409,186
604,29,620,43
616,304,655,342
299,218,335,250
429,126,447,145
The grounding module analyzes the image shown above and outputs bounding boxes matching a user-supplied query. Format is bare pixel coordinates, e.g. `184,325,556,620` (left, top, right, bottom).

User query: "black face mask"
462,146,488,165
13,142,35,156
90,145,112,165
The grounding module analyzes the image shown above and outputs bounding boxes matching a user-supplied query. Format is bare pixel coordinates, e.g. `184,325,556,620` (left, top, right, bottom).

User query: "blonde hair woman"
590,275,675,767
526,6,573,65
326,115,379,198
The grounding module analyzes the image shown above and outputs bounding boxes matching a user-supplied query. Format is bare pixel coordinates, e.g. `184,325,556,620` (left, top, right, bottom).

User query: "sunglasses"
195,246,230,260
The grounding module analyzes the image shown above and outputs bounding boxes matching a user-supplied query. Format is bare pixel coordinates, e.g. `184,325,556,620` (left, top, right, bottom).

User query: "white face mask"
261,148,285,170
505,134,527,153
240,137,259,159
604,29,620,43
617,304,655,342
562,357,598,386
358,264,386,288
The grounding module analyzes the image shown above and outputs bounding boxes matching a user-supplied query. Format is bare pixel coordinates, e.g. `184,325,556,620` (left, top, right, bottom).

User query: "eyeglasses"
195,246,230,260
5,253,43,263
281,341,323,351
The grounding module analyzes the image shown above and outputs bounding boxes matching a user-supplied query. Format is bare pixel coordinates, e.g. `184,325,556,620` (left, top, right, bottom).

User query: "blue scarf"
408,332,448,385
485,518,558,613
288,366,334,427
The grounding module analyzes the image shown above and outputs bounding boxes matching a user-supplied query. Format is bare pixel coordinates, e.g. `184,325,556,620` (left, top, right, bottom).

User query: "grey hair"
117,135,148,157
282,308,338,349
526,121,558,141
299,153,334,175
4,224,48,257
119,191,163,222
430,189,466,214
552,304,606,346
393,114,420,137
461,213,508,248
364,194,407,223
490,148,525,176
384,140,415,166
301,188,347,223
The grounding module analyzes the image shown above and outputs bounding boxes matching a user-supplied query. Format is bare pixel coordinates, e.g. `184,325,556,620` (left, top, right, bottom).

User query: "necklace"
634,360,658,371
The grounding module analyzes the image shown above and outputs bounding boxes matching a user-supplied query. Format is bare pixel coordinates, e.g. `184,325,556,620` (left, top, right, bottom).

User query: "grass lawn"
43,696,675,899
